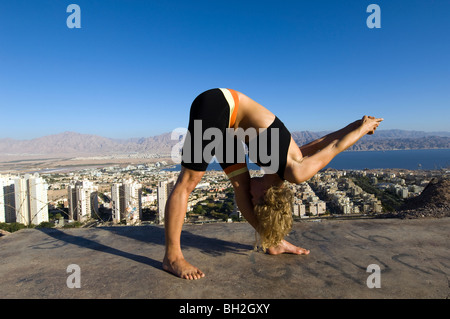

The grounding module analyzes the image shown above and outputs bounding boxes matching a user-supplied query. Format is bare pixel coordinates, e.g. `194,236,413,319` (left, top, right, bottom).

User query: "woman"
163,88,383,280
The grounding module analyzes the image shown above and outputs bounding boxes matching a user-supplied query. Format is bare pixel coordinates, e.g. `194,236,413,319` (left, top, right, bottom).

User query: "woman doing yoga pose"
163,88,383,280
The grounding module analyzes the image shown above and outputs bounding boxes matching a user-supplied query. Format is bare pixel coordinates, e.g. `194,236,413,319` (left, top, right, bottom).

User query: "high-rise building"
0,175,16,223
111,183,123,223
28,175,50,224
157,179,174,224
13,177,29,224
111,179,142,224
13,174,49,225
68,180,98,222
123,179,142,224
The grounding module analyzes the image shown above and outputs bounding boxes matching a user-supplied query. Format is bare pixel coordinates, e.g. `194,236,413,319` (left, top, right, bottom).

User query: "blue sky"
0,0,449,139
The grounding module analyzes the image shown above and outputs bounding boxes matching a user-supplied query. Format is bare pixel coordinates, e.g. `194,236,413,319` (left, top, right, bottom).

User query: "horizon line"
2,128,450,141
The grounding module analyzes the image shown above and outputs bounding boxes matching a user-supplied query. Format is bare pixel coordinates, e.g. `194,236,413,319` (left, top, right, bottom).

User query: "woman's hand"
360,115,383,135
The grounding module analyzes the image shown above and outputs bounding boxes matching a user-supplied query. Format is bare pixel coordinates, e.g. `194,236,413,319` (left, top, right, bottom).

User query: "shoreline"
0,148,449,174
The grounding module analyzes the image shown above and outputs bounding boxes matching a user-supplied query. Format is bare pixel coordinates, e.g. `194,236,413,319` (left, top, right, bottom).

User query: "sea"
163,149,450,172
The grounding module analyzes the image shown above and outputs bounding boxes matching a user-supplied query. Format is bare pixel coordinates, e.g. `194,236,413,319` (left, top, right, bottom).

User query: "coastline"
0,148,449,174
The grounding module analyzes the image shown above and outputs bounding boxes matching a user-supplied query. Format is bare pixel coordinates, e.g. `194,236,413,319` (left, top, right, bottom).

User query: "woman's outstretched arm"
300,116,382,157
228,171,259,230
285,116,383,184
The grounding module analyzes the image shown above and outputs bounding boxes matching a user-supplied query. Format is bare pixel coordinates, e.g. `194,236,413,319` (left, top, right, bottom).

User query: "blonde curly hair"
254,183,293,251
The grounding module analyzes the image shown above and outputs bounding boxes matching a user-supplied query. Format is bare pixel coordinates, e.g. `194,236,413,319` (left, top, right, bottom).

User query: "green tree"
0,222,27,233
36,221,55,229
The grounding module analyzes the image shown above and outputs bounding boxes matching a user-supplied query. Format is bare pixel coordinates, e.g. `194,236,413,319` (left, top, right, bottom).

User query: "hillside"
390,177,450,219
0,129,449,157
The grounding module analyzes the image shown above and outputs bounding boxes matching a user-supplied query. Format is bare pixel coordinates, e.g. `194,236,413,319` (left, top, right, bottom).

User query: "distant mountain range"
0,129,449,157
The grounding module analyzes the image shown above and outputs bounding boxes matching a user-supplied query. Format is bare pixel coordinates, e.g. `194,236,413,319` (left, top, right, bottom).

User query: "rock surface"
389,177,450,219
1,218,449,299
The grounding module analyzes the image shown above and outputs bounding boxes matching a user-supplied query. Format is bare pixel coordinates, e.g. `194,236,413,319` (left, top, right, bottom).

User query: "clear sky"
1,0,449,140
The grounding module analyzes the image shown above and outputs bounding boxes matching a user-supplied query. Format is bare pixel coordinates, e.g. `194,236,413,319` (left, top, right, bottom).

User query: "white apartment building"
293,182,326,217
14,177,29,224
292,202,306,217
28,175,49,225
123,179,142,224
68,180,98,222
157,179,175,224
111,183,122,223
13,174,49,225
111,179,142,224
0,176,16,223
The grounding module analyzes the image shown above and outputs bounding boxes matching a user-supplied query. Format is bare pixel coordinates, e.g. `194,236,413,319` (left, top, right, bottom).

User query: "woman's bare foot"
266,239,310,255
163,255,205,280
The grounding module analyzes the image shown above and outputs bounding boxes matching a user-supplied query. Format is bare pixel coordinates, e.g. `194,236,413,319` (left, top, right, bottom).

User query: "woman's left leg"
163,167,206,280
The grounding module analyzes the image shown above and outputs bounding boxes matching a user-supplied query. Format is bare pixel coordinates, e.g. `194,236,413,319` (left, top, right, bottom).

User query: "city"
0,162,442,232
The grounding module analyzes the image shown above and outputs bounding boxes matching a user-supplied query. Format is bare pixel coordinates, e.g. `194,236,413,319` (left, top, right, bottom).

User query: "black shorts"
181,88,246,176
181,88,291,180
